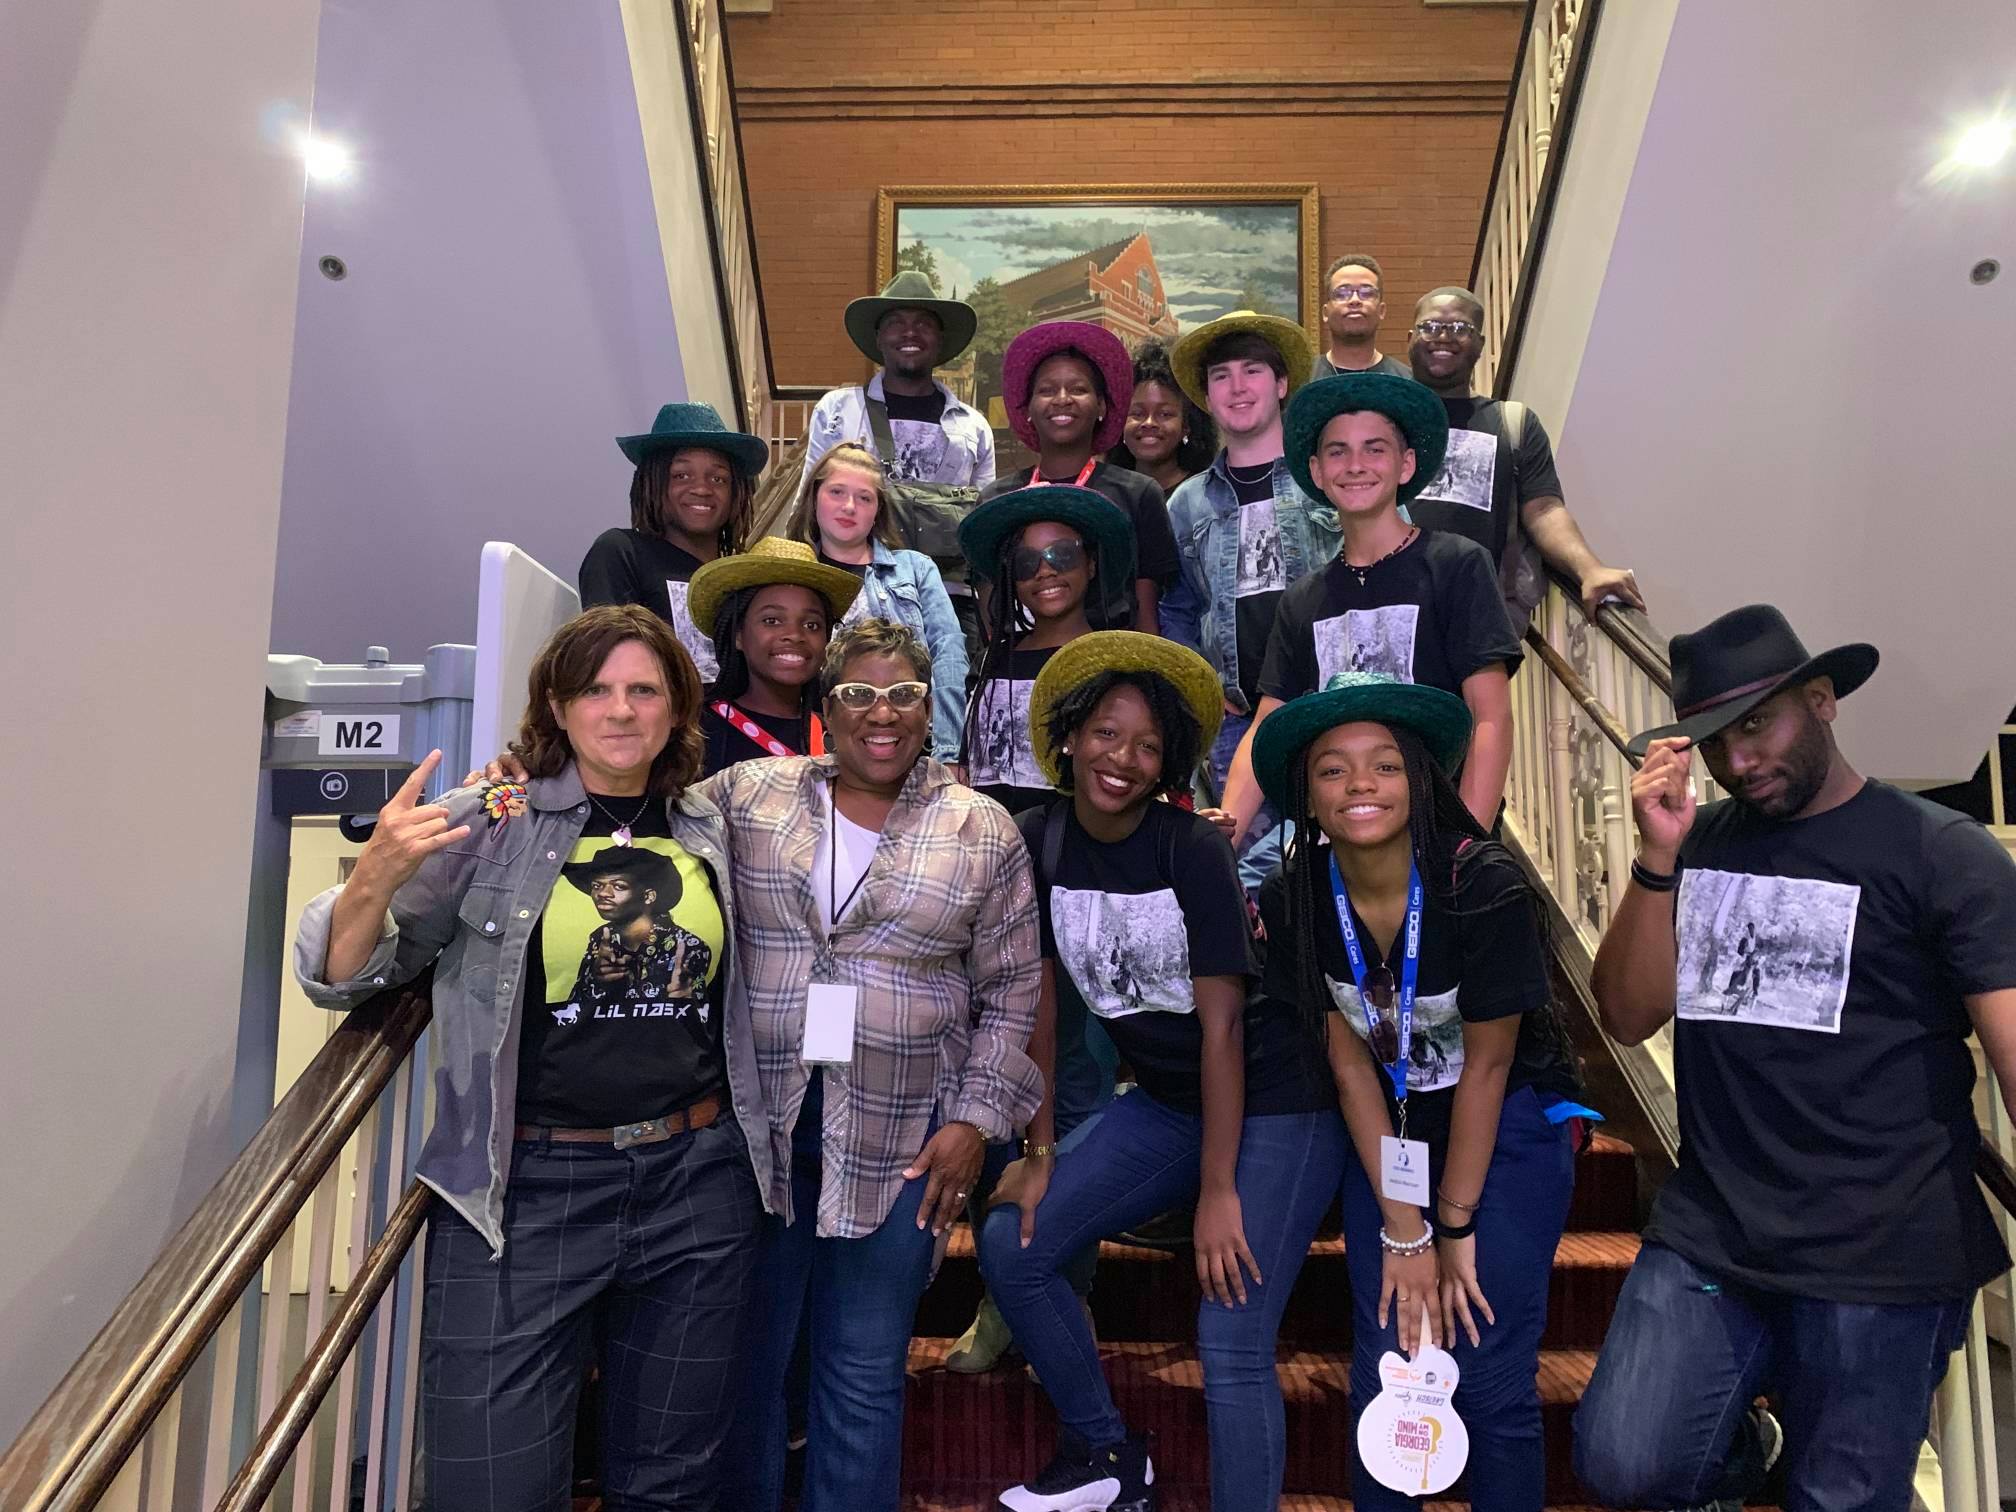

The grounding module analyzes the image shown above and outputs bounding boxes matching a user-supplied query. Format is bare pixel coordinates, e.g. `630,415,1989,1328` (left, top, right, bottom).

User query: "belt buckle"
612,1118,671,1150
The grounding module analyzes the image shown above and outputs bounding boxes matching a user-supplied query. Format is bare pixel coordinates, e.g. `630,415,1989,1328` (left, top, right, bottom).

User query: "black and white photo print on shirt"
1328,977,1464,1091
1315,604,1421,685
1238,498,1288,597
1676,868,1860,1032
663,579,719,681
1052,885,1194,1019
970,678,1046,791
886,419,952,484
1415,429,1497,514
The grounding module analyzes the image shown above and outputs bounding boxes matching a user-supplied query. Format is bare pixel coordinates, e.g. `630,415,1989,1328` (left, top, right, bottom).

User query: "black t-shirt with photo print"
1647,782,2016,1303
577,528,718,683
1405,397,1563,565
970,644,1062,815
1257,842,1573,1155
1259,528,1520,705
977,461,1178,630
1230,465,1288,709
1019,802,1326,1115
514,798,729,1128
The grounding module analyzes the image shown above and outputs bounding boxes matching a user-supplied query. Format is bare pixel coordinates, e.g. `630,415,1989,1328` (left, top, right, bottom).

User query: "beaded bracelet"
1378,1221,1436,1257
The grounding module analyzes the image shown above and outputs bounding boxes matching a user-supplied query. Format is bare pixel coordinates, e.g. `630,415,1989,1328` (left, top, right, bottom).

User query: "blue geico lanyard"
1330,854,1423,1111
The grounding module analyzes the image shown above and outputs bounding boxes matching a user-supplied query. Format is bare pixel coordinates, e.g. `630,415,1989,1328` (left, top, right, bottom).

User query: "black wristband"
1437,1215,1479,1240
1630,858,1680,892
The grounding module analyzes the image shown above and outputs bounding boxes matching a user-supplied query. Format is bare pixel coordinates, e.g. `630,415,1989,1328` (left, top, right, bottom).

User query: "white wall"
0,0,322,1443
1513,0,2016,783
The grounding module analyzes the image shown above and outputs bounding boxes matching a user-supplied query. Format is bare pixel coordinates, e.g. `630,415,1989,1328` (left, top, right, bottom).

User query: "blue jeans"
1573,1241,1973,1511
1341,1085,1575,1512
980,1087,1348,1512
1210,711,1286,896
727,1076,938,1512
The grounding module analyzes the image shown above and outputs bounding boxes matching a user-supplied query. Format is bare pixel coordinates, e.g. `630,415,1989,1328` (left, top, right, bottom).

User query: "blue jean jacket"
847,539,971,759
1160,454,1341,714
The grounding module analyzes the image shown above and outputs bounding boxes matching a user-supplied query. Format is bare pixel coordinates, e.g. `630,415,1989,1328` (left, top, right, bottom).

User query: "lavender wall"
270,0,693,665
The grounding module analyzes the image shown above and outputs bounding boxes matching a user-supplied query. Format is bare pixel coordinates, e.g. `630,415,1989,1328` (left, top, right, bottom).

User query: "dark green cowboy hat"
957,484,1136,585
1028,631,1223,788
1253,671,1472,813
615,402,769,477
844,271,978,366
1283,373,1448,506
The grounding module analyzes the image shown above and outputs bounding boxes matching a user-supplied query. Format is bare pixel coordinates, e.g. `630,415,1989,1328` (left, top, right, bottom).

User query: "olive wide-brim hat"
1626,603,1879,757
1283,373,1449,506
615,401,769,476
687,536,863,637
1028,631,1223,788
843,270,979,366
1170,310,1315,411
957,484,1136,585
1253,672,1473,814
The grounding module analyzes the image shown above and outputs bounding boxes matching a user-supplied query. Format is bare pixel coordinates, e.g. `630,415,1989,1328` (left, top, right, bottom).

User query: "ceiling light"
300,133,354,184
1952,118,2013,170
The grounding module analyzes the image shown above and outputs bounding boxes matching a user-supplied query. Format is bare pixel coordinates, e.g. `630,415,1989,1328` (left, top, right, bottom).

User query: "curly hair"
628,446,754,556
510,604,704,800
784,442,902,554
1106,339,1217,481
1040,669,1201,801
820,617,932,698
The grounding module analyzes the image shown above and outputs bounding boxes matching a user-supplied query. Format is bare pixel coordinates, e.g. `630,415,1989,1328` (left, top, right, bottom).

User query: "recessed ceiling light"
1952,118,2013,170
300,133,355,184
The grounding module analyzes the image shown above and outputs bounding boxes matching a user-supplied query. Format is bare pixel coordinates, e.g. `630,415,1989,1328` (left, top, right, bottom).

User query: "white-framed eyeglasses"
828,680,929,712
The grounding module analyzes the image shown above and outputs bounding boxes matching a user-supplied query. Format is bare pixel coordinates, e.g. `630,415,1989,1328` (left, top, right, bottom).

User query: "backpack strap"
1039,797,1068,893
1501,400,1528,449
864,393,899,462
1160,804,1180,881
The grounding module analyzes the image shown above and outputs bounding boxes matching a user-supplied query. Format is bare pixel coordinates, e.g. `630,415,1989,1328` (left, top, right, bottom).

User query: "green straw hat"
1283,373,1448,505
1028,632,1223,788
957,485,1136,584
1253,671,1472,813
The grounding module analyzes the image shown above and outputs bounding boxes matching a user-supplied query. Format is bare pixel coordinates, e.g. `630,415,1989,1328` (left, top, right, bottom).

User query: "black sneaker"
997,1429,1155,1511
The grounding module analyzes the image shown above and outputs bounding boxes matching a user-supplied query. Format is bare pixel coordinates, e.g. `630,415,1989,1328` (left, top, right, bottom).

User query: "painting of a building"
998,233,1180,350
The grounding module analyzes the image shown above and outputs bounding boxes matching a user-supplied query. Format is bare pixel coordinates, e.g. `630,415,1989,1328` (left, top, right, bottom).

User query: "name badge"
802,983,858,1065
1380,1135,1431,1206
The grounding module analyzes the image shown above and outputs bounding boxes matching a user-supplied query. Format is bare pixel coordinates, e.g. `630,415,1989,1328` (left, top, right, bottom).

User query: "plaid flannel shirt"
697,754,1043,1238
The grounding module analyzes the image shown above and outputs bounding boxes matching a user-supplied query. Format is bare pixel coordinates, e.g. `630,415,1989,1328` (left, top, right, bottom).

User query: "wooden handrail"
0,975,434,1512
213,1180,435,1512
1523,621,1639,765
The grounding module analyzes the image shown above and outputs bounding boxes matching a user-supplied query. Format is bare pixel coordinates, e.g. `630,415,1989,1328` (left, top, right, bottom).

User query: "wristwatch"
1023,1140,1058,1159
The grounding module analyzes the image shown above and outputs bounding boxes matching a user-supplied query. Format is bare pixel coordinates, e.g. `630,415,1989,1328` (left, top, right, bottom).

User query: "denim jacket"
1159,453,1341,714
291,764,771,1256
844,539,970,759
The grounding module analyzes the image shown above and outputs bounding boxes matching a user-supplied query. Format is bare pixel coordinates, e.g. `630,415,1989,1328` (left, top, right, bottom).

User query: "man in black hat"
1406,286,1642,626
801,270,994,488
1575,604,2016,1511
563,845,710,1006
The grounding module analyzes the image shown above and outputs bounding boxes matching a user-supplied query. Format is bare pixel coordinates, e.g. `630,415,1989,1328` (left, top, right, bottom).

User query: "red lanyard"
712,701,824,758
1029,460,1097,489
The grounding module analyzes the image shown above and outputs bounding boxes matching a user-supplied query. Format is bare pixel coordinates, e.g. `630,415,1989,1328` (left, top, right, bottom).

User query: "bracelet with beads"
1378,1221,1436,1257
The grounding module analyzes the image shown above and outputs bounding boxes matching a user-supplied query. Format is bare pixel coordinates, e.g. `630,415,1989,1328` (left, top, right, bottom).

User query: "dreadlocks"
959,523,1112,766
1040,669,1202,801
628,448,754,556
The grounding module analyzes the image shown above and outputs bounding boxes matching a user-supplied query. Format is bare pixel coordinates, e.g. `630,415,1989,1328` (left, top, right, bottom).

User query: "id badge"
1380,1135,1431,1206
801,983,858,1065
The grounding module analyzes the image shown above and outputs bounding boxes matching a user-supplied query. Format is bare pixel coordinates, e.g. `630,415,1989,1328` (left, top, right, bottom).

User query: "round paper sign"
1355,1323,1470,1497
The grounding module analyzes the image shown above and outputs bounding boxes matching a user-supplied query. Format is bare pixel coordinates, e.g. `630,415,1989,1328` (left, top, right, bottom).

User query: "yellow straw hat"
687,536,863,639
1170,310,1315,410
1028,631,1223,787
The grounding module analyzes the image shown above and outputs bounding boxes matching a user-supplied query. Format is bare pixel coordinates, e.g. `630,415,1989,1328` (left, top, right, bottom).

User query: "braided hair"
1040,669,1203,801
1280,723,1572,1067
629,447,755,556
959,522,1110,764
707,585,828,717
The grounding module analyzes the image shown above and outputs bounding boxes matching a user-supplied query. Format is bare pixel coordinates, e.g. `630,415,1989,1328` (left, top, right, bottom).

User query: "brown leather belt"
516,1093,722,1150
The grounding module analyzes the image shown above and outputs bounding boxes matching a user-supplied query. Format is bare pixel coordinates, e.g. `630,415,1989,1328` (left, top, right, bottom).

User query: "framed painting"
872,184,1319,425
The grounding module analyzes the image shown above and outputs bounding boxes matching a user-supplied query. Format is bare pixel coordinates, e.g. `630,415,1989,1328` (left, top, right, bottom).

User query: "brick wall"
728,0,1525,388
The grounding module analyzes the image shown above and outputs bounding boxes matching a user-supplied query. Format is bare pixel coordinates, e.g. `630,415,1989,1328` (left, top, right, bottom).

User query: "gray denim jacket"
1159,454,1341,714
291,763,771,1255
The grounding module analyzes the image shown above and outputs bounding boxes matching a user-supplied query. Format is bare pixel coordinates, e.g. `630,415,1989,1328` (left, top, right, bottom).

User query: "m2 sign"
317,713,402,758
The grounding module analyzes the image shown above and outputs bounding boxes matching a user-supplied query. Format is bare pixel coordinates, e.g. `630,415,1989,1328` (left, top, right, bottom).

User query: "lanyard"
1330,855,1424,1113
824,787,876,945
1028,460,1097,489
713,700,823,758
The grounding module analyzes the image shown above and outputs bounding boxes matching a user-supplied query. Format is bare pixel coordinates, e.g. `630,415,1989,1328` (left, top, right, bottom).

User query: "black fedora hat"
1627,604,1878,756
561,845,681,908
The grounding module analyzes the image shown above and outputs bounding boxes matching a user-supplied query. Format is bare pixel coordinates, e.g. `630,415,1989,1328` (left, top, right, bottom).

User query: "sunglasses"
1362,966,1401,1065
828,680,929,713
1010,539,1088,581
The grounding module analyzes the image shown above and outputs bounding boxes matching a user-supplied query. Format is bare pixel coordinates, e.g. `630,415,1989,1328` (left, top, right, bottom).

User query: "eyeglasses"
1414,319,1478,341
828,680,929,712
1010,539,1087,581
1328,283,1381,303
1362,966,1401,1065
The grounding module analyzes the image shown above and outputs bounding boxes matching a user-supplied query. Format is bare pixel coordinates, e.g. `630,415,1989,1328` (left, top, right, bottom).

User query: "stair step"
919,1227,1638,1351
903,1339,1599,1501
903,1491,1614,1511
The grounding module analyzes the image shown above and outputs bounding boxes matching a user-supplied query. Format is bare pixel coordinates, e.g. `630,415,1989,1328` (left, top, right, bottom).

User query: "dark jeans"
980,1086,1348,1512
1573,1241,1973,1512
728,1075,938,1512
1341,1085,1574,1512
416,1118,761,1512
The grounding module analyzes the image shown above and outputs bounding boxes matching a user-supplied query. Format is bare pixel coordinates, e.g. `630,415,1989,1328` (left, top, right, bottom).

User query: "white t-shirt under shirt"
813,789,882,936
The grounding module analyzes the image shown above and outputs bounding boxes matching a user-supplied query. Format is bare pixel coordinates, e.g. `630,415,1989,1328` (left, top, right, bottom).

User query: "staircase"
892,1129,1641,1510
